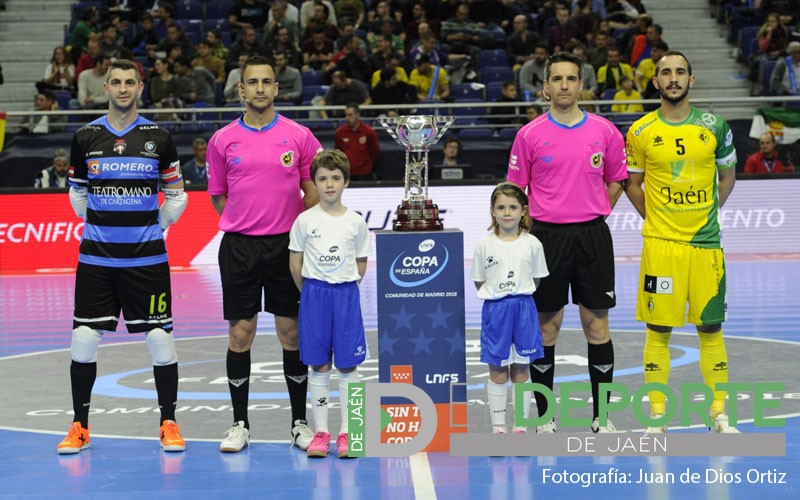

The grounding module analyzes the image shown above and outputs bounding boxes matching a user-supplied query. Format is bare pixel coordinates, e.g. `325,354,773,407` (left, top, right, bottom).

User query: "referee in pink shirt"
208,55,322,453
507,52,628,434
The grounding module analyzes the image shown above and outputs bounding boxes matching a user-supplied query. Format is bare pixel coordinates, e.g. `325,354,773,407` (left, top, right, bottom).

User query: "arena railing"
3,96,799,134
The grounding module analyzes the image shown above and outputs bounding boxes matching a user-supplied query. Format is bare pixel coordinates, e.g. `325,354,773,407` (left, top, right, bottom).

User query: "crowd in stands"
28,0,671,135
722,0,800,96
13,0,800,183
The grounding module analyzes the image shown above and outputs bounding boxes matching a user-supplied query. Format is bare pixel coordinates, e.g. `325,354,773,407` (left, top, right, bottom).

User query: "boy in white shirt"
289,149,371,458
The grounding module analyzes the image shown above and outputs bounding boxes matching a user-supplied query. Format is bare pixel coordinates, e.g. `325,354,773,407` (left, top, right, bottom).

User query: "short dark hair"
174,55,191,68
656,50,692,76
310,149,351,182
107,58,141,82
346,103,360,114
340,33,356,46
444,137,461,151
380,66,396,82
652,40,669,52
39,89,56,101
544,52,582,81
82,6,98,22
240,55,273,83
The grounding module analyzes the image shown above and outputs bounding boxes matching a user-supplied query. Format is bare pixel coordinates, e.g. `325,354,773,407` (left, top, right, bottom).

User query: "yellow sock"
643,328,671,416
698,330,728,419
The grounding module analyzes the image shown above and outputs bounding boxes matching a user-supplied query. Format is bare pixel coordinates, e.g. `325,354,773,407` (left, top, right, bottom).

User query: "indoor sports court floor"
1,257,798,499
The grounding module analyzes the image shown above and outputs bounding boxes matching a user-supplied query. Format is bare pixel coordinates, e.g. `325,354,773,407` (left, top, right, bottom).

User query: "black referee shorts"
218,232,300,320
531,217,617,312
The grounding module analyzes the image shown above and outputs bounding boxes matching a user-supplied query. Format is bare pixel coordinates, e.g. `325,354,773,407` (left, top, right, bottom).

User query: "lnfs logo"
389,238,449,287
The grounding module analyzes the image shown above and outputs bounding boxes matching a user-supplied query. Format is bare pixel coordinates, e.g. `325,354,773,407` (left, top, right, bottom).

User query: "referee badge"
280,151,295,168
590,152,604,168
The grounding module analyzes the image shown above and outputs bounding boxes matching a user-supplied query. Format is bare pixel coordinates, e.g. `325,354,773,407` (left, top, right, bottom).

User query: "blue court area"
0,259,798,499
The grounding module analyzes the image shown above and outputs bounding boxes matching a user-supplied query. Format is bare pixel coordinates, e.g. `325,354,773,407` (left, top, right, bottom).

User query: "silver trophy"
378,115,455,231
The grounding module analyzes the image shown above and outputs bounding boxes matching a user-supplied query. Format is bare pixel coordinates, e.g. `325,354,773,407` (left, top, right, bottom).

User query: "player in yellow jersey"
624,51,739,434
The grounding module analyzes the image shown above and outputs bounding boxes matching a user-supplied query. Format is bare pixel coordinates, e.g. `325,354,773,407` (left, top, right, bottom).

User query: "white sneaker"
492,426,508,434
220,421,250,453
291,419,314,450
644,414,667,434
711,413,741,434
591,417,622,433
536,419,557,434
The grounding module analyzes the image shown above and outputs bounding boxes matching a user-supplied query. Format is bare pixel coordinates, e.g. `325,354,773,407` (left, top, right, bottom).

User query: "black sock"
529,345,555,418
283,349,308,425
227,349,251,428
153,363,178,423
70,360,96,428
588,340,614,420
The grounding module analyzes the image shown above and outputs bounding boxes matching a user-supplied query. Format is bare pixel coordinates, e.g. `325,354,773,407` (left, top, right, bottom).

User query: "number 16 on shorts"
644,275,673,294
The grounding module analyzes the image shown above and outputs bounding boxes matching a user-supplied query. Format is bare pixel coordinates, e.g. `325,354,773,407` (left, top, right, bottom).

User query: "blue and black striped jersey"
68,116,182,267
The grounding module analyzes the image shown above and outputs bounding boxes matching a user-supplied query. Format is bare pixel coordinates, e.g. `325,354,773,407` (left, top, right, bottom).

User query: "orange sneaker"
57,422,90,455
160,420,186,452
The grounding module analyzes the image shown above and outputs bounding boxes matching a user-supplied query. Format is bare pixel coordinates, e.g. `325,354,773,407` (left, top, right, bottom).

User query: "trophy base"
393,199,444,232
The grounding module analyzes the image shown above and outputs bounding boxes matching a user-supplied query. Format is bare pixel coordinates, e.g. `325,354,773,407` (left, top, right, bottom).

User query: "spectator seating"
480,66,513,84
451,83,486,101
222,102,243,122
486,81,505,101
599,88,618,113
301,85,327,104
726,6,763,44
174,0,205,20
214,82,224,107
760,59,778,96
206,0,234,21
204,18,230,33
458,127,493,139
175,19,203,41
187,101,217,132
611,113,644,135
738,25,760,63
478,49,509,70
53,90,72,111
72,1,105,21
301,71,324,87
498,127,519,140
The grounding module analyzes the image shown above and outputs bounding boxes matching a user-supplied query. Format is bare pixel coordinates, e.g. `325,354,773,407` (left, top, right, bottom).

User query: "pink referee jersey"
207,115,322,235
507,111,628,224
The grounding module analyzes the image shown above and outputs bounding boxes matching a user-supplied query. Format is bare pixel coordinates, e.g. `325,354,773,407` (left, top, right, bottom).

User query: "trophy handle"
433,116,456,144
378,118,400,144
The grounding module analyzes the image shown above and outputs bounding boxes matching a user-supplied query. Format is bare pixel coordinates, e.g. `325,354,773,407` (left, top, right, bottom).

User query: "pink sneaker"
512,427,527,434
306,431,331,458
336,433,351,458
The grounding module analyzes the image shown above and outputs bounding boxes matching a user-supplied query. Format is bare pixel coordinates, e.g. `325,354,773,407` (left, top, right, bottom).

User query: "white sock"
309,369,332,433
487,380,508,427
513,378,531,429
337,369,360,435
